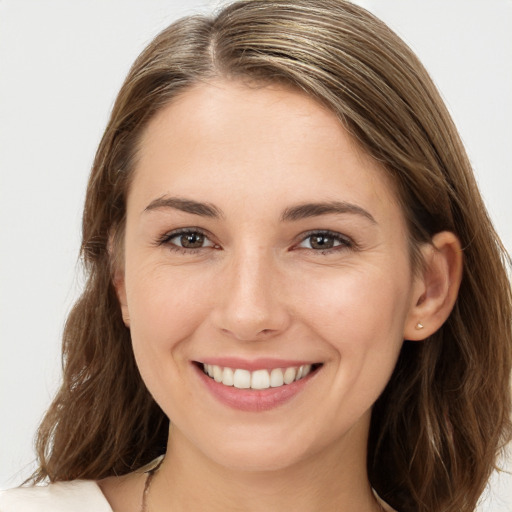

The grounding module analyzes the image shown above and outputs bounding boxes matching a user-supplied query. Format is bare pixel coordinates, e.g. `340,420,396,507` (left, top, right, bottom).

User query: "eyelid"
155,227,355,253
156,227,217,249
294,229,355,251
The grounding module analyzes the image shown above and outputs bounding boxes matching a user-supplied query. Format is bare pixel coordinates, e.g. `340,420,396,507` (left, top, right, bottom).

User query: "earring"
415,322,424,330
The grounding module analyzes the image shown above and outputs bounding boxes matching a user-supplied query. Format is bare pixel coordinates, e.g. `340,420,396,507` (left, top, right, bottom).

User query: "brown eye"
179,232,205,248
163,230,216,251
309,234,335,249
297,231,352,252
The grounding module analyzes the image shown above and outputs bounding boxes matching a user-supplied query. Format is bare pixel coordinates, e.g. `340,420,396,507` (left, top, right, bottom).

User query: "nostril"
219,326,279,342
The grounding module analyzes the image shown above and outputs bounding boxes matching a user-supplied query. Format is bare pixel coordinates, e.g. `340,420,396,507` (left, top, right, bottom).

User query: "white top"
0,476,395,512
0,480,113,512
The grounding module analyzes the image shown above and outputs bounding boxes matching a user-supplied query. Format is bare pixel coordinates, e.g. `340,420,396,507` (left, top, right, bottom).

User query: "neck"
149,419,382,512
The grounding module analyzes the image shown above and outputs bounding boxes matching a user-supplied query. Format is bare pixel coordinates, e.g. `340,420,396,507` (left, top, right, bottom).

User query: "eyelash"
295,230,355,254
156,228,355,255
156,228,217,254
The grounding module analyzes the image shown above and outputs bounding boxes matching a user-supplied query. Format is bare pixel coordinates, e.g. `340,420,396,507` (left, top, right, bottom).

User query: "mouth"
194,360,323,411
197,362,323,390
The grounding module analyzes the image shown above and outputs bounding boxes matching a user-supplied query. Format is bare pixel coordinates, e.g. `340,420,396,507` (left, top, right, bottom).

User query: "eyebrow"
143,196,223,218
143,196,375,224
280,201,376,223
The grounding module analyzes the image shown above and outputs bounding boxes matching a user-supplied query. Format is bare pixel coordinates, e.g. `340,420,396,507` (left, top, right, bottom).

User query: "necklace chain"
140,460,162,512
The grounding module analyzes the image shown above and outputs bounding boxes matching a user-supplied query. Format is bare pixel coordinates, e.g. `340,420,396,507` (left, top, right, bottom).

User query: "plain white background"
1,1,511,509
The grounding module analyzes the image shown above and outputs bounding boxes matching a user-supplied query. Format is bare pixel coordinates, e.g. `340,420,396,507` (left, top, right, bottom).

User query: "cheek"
305,260,408,314
124,260,214,367
295,262,411,365
125,265,214,419
294,266,410,426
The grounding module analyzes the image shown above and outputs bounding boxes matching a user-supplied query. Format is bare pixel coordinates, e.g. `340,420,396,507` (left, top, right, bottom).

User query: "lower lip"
194,365,317,412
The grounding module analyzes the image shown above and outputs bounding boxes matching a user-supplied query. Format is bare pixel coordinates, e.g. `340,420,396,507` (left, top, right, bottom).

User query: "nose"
212,247,291,341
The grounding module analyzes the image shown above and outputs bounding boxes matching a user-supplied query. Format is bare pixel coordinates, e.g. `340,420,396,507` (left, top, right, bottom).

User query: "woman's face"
117,80,420,472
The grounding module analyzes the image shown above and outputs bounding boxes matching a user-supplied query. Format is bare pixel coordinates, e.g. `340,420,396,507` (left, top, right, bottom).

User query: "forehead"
139,80,366,168
131,80,401,223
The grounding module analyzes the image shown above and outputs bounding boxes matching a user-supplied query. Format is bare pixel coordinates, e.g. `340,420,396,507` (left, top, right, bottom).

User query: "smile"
195,360,322,411
202,363,317,389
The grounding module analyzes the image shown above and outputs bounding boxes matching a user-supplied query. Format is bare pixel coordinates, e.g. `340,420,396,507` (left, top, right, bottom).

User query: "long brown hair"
32,2,512,511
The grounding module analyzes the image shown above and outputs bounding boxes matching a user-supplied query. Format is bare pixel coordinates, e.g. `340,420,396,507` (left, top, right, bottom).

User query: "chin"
181,417,358,474
204,442,311,473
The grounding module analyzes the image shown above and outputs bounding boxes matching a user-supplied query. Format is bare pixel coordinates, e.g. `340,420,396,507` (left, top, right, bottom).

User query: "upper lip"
196,357,321,371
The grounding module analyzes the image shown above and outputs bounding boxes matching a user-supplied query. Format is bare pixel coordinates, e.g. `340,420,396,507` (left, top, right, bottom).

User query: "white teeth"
283,367,296,384
222,367,234,386
251,369,270,390
202,363,316,389
233,369,251,389
270,368,284,387
213,365,223,382
294,365,312,381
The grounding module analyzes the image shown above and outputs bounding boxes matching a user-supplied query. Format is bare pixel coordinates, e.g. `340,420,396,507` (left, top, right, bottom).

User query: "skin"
100,80,462,512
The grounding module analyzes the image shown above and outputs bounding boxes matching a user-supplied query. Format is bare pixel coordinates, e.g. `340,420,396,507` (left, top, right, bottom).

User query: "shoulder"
0,480,112,512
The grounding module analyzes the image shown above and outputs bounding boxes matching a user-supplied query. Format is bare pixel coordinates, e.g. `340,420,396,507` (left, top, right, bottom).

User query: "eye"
297,231,353,251
171,232,210,249
158,229,216,251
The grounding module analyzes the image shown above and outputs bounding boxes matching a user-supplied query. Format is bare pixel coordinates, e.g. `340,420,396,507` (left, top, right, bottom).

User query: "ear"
108,234,130,328
113,271,130,328
404,231,463,341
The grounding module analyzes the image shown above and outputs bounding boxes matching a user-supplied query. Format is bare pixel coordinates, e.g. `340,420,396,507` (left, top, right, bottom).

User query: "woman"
1,1,510,511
